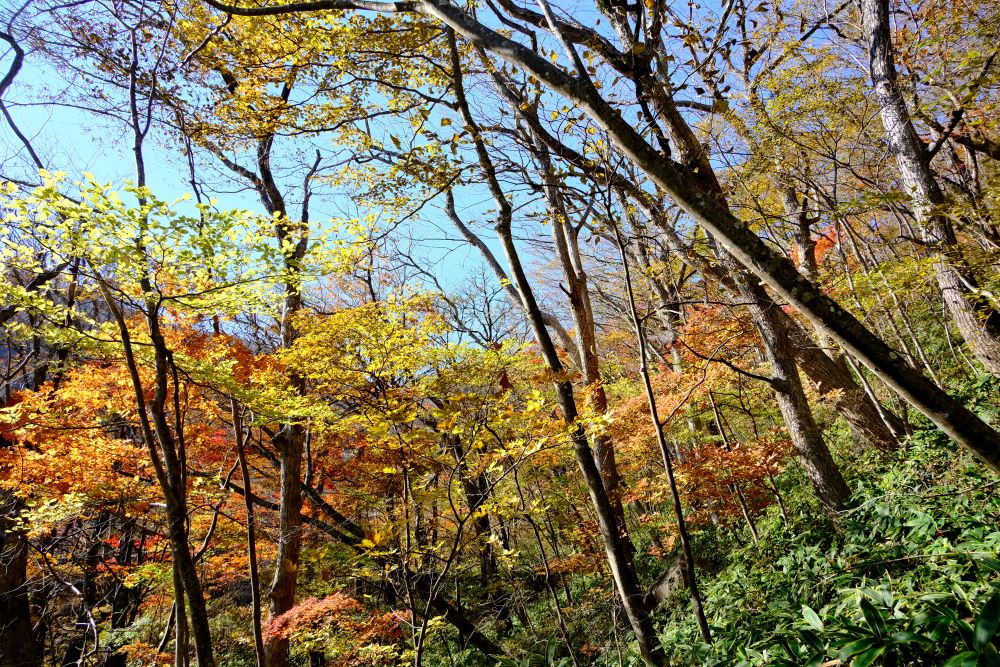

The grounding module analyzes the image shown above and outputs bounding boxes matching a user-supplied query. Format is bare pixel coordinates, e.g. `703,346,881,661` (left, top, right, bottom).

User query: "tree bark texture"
0,504,40,667
860,0,1000,377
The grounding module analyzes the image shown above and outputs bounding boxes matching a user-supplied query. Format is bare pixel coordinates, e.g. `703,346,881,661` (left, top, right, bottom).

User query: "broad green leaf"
941,651,981,667
889,631,929,645
802,605,824,631
853,645,886,667
975,594,1000,651
860,599,887,638
805,651,825,667
839,637,880,660
798,629,823,654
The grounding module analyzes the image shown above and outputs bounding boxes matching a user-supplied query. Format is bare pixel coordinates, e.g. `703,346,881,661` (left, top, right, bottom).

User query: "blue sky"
0,50,492,290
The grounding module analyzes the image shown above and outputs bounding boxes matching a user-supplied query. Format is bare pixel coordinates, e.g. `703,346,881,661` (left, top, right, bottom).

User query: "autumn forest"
1,0,999,664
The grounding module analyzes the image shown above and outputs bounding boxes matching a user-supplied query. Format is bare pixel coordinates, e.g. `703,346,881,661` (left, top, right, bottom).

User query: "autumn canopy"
2,0,1000,665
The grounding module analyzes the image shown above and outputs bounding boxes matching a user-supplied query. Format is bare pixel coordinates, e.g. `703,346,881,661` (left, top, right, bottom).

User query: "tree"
203,0,1000,467
860,0,1000,376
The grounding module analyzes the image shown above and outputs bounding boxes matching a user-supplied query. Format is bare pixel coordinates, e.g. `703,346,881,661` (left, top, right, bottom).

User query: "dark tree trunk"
785,320,906,447
616,227,713,643
537,143,631,550
232,403,266,667
0,503,40,667
736,275,852,512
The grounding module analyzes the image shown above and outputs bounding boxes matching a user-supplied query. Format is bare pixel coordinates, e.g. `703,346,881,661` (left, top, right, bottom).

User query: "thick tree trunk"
170,529,189,667
256,131,309,667
639,226,903,449
736,275,852,512
265,423,304,667
441,0,1000,459
860,0,1000,377
785,319,905,447
0,503,40,667
625,80,853,511
521,106,904,452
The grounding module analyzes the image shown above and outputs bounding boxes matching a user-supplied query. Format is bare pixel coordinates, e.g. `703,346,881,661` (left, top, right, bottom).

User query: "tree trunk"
783,314,905,447
616,227,713,643
538,144,631,548
232,403,266,667
444,28,663,663
256,130,309,667
640,226,903,450
265,423,304,667
0,502,40,667
98,281,215,667
860,0,1000,377
737,275,852,512
622,78,853,511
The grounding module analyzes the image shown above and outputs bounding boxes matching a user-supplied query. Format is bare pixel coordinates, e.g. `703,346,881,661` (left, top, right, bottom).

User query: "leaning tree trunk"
443,27,663,663
625,78,853,512
493,153,665,667
642,222,904,450
99,277,216,667
861,0,1000,377
784,317,906,446
616,225,713,644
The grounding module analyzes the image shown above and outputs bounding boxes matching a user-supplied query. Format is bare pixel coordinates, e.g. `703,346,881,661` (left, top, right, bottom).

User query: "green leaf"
803,605,824,631
860,599,887,638
975,594,1000,651
940,651,980,667
545,639,557,665
889,631,930,645
930,617,958,642
805,651,825,667
959,619,976,649
839,637,880,660
976,558,1000,573
853,645,886,667
779,637,800,660
798,629,823,654
984,644,1000,667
